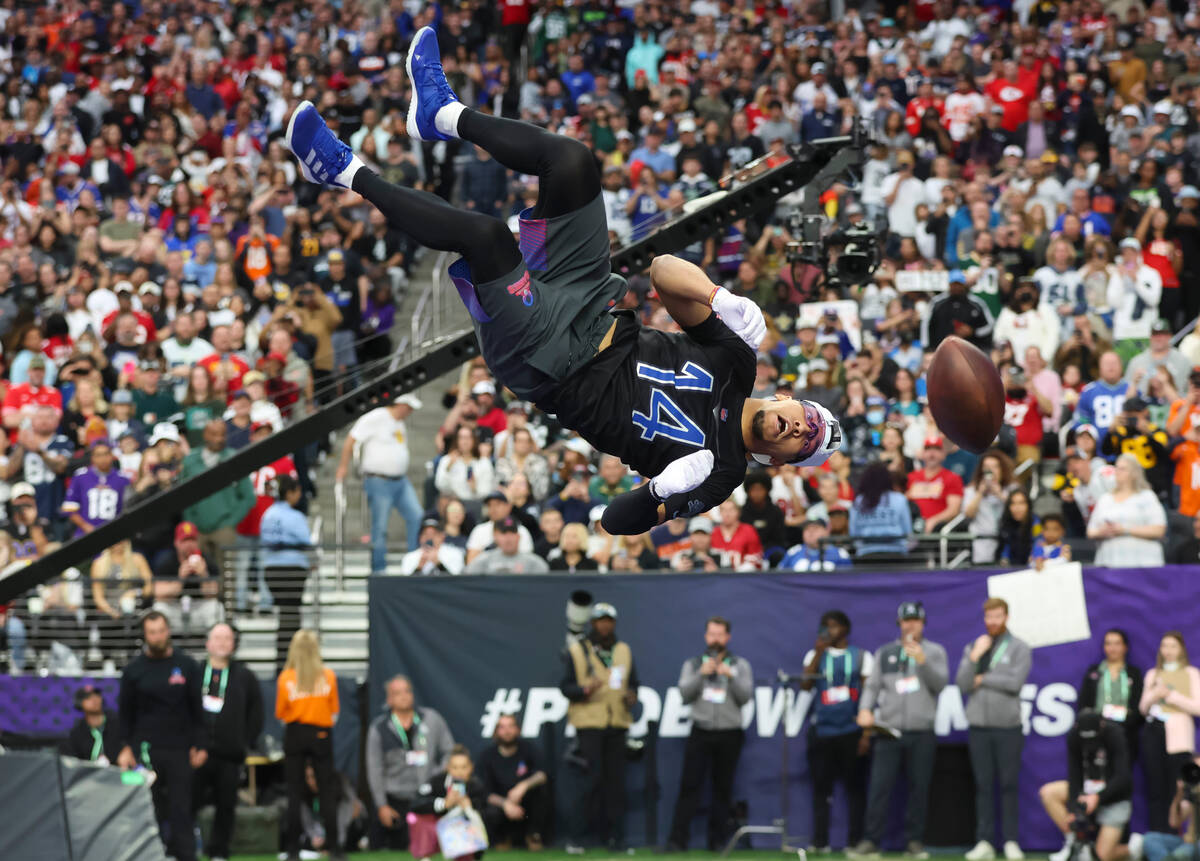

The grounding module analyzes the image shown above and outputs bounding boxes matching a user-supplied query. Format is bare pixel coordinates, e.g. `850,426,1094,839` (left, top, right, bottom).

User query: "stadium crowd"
4,0,1200,673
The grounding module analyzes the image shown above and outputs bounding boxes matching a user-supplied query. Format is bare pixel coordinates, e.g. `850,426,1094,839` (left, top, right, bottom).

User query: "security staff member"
957,597,1033,861
63,684,122,764
666,615,754,852
802,609,872,853
561,602,638,854
117,611,207,861
193,622,264,861
851,602,949,860
1038,710,1134,861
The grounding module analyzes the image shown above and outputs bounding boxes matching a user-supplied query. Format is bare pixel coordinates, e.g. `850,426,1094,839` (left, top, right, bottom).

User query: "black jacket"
62,709,123,763
119,649,205,751
1079,662,1144,752
412,769,488,816
200,659,264,759
1067,720,1131,805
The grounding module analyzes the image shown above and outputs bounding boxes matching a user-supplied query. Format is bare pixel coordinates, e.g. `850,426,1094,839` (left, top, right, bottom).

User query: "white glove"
650,450,715,500
711,287,767,351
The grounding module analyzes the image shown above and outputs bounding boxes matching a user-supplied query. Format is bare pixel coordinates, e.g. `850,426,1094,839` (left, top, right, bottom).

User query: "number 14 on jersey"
632,361,714,447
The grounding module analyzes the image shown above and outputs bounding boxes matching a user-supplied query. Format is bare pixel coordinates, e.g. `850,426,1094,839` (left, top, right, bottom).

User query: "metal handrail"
334,481,347,592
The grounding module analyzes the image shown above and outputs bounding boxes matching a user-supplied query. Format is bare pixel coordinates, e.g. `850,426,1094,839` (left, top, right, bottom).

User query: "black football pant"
863,730,937,846
193,753,241,859
482,784,549,845
668,727,745,849
283,722,340,855
572,727,627,845
147,744,196,861
807,728,867,849
352,109,600,285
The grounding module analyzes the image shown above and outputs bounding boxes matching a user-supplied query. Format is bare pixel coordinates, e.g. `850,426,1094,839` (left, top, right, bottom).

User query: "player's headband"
750,401,842,468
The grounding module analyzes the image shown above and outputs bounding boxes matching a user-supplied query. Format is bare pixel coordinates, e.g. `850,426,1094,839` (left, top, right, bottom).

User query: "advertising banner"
368,567,1198,850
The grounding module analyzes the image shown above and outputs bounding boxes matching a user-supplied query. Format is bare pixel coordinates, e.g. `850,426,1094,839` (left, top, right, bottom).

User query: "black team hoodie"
118,648,206,754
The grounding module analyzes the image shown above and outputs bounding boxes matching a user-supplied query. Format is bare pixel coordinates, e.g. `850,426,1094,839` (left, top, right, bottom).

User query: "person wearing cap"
464,517,549,574
337,393,426,572
906,436,964,534
561,601,638,853
2,351,63,430
399,517,465,575
850,602,948,860
62,438,131,537
1037,709,1135,861
781,319,821,383
151,518,224,633
228,369,284,432
1125,318,1193,395
467,491,536,563
260,474,314,671
193,622,264,861
664,615,753,852
920,269,996,352
956,597,1033,861
180,420,256,564
117,610,207,861
669,518,720,572
470,379,507,436
1100,397,1171,499
63,684,122,764
132,356,180,428
800,609,872,852
779,516,851,570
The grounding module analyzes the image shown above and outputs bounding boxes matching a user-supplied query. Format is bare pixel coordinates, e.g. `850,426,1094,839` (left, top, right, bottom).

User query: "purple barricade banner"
368,567,1200,851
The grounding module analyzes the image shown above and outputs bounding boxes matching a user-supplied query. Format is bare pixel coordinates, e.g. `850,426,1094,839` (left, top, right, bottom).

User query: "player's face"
750,397,825,465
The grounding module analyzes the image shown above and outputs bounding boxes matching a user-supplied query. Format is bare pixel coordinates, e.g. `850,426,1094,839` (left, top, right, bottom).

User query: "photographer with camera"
802,610,872,853
665,616,753,852
560,602,638,854
1143,761,1200,861
1039,710,1136,861
670,519,721,572
850,602,948,860
1101,397,1171,500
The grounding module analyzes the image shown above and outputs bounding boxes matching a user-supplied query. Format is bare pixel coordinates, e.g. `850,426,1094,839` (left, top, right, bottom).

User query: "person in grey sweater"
955,598,1033,861
850,601,948,860
665,616,754,851
364,675,456,849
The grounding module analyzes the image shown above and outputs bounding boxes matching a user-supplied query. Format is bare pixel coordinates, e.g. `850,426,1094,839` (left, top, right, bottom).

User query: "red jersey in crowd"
238,456,299,536
906,467,964,520
101,308,157,344
985,76,1034,132
2,382,63,427
711,521,764,569
477,406,508,436
905,96,943,137
198,353,251,399
1143,239,1181,289
1005,393,1044,447
501,0,531,27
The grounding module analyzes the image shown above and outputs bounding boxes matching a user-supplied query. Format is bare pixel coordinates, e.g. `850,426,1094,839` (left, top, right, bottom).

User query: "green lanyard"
1098,666,1130,708
391,712,421,748
824,651,853,686
988,636,1010,669
203,662,229,702
89,724,104,762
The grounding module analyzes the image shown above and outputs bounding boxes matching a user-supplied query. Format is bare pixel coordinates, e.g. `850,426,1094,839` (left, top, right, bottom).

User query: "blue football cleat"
406,27,461,142
286,100,357,188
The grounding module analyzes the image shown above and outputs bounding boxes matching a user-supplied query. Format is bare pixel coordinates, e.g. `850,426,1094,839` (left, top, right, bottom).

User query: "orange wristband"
707,285,720,307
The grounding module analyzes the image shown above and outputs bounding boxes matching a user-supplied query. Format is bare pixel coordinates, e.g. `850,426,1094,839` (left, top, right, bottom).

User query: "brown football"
926,336,1005,454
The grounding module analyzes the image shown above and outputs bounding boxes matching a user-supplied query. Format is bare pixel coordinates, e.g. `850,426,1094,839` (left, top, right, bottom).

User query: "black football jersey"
555,311,756,520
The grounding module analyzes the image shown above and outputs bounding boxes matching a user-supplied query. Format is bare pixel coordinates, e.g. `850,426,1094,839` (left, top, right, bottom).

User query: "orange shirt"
1172,439,1200,517
1168,399,1200,437
235,234,279,282
276,667,339,727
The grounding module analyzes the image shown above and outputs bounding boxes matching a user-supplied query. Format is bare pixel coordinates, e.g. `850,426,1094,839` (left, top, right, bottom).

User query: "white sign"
986,562,1091,649
795,300,862,350
896,270,950,294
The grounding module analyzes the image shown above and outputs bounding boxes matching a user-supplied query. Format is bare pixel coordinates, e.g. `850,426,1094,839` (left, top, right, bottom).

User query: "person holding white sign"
957,597,1033,861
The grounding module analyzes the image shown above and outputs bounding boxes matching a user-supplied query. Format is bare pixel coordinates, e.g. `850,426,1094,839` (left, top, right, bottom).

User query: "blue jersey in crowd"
1075,380,1129,437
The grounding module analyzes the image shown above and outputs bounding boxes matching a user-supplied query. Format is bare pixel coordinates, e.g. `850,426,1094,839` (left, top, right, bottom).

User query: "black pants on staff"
482,784,550,846
369,794,413,850
668,728,745,849
1143,720,1192,832
967,726,1024,844
807,728,867,849
268,566,309,673
147,744,197,861
863,730,937,846
572,727,627,845
283,722,340,855
193,753,241,859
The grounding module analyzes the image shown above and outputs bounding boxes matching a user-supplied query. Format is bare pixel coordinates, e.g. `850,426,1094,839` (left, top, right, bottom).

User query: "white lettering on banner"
479,684,1078,739
520,687,567,738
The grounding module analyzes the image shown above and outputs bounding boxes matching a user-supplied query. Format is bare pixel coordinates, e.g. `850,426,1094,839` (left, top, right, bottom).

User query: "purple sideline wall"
367,566,1198,850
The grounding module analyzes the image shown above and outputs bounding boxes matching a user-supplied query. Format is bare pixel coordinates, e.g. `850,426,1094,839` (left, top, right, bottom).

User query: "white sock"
335,153,366,189
434,101,465,138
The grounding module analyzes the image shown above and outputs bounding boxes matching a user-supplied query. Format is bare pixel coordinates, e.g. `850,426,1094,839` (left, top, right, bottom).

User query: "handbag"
435,806,489,858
